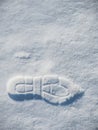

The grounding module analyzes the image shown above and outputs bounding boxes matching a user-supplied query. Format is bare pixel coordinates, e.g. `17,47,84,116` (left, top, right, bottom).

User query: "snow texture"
0,0,98,130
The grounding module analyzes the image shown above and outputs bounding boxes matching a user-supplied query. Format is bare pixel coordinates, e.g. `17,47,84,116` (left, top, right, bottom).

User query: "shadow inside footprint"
8,93,41,101
42,92,84,106
8,91,84,106
61,92,84,106
8,93,25,101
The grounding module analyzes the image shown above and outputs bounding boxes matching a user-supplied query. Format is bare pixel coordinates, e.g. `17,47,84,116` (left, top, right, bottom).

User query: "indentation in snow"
7,75,84,105
14,51,31,59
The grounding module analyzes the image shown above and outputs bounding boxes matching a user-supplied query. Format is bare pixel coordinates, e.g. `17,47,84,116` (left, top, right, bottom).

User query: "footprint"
7,75,84,105
14,51,31,60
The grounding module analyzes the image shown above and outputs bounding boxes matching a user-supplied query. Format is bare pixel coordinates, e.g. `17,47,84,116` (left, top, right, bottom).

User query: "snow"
0,0,98,130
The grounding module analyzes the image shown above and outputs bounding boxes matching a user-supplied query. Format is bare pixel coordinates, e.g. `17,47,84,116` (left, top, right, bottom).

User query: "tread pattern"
7,75,84,105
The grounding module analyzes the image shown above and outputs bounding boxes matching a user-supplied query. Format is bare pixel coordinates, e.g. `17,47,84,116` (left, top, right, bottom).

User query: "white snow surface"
0,0,98,130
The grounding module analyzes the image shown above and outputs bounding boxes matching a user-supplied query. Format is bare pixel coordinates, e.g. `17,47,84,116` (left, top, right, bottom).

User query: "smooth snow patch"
7,75,84,105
